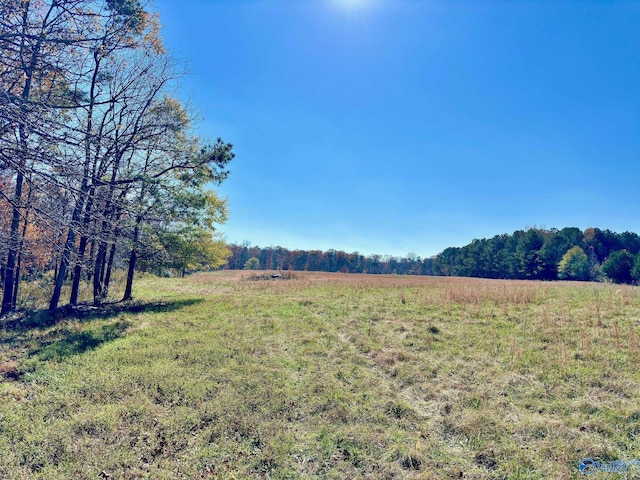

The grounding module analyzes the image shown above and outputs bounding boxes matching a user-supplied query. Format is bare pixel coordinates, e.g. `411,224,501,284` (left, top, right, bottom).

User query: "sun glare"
331,0,370,13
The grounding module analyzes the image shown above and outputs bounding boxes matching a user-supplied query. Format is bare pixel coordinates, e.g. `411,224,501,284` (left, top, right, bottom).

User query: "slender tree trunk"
1,171,24,314
123,247,137,301
49,221,77,310
93,240,107,305
51,190,92,309
69,235,88,305
70,188,95,305
11,207,30,307
12,255,22,308
93,153,122,305
123,210,143,301
87,238,95,282
103,241,117,297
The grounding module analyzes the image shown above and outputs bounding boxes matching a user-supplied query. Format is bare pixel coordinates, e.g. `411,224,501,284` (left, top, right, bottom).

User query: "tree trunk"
93,240,107,305
87,239,95,282
103,241,117,297
49,223,77,310
11,207,30,307
123,209,143,301
123,247,137,301
69,240,85,305
1,172,24,314
70,188,95,305
93,153,123,305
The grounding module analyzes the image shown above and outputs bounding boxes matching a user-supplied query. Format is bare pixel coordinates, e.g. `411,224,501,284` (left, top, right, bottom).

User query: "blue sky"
154,0,640,258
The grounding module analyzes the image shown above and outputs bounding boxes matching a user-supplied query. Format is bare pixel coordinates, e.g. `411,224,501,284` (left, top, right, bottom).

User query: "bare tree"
0,0,94,313
0,0,233,312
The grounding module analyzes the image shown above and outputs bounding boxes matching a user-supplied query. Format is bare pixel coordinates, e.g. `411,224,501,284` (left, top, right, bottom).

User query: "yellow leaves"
161,95,189,127
141,11,165,55
201,234,232,269
203,190,229,226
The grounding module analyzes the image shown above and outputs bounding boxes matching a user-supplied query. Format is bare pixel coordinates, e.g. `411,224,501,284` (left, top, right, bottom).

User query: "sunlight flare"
331,0,370,13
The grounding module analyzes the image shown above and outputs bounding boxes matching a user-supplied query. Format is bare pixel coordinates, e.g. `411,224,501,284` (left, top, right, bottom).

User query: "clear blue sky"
154,0,640,258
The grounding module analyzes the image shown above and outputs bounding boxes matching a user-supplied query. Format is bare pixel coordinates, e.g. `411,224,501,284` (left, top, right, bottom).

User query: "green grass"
0,271,639,479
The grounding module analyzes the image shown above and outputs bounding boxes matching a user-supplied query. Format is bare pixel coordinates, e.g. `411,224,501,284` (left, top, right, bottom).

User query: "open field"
0,271,639,479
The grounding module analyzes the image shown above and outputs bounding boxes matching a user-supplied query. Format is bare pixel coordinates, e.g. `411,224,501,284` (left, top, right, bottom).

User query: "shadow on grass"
0,299,204,377
2,298,203,333
35,320,132,362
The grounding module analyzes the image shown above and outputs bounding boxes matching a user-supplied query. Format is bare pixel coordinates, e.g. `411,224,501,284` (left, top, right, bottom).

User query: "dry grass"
0,271,639,478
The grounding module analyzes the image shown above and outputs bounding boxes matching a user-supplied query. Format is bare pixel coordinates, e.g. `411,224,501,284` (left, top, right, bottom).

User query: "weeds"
0,272,638,478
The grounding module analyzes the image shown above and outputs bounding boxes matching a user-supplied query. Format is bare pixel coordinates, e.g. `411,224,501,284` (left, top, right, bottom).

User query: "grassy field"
0,271,639,479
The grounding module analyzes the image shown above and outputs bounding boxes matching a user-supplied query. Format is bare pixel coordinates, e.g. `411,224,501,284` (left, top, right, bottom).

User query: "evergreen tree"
602,250,635,284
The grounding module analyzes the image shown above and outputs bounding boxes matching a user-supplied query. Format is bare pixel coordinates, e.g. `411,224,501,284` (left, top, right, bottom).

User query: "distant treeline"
433,227,640,283
226,227,640,284
226,244,429,275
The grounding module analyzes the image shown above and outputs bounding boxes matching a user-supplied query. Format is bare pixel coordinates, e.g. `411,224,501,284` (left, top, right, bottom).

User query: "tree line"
225,227,640,284
227,243,432,276
0,0,233,314
432,227,640,283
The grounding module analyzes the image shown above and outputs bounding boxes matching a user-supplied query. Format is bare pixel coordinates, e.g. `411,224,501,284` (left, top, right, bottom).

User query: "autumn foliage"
0,0,233,313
